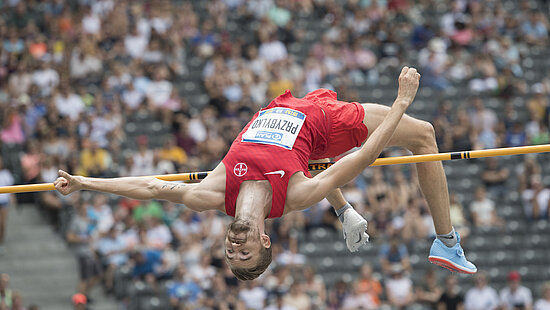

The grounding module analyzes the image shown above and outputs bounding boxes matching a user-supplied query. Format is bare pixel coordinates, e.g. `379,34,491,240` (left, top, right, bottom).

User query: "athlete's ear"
260,233,271,248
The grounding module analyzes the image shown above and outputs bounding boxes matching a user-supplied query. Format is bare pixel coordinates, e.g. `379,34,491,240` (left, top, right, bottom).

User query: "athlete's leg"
309,158,369,252
361,103,476,274
361,103,451,235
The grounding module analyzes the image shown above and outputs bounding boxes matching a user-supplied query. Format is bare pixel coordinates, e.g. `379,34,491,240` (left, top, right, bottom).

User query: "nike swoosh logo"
264,170,285,178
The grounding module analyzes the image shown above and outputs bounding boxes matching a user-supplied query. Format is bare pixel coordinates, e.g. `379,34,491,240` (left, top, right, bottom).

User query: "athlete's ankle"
333,202,352,223
437,227,458,248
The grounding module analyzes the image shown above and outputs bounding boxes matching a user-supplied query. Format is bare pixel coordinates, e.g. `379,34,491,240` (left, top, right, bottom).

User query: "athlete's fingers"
58,170,71,181
399,66,409,78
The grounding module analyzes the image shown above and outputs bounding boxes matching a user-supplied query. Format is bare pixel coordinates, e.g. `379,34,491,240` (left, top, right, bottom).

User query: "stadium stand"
1,0,550,309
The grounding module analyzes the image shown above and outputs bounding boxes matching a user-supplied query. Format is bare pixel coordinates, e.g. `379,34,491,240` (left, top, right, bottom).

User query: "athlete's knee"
410,120,438,153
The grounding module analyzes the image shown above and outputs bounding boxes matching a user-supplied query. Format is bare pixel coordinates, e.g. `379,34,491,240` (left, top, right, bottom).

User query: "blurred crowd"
1,0,550,309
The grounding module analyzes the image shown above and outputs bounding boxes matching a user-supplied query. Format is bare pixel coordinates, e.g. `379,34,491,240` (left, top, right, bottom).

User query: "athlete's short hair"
230,245,272,281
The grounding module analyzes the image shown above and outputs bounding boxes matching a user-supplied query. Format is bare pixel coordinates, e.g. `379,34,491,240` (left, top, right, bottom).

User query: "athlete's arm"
54,164,226,212
290,67,421,208
308,158,348,209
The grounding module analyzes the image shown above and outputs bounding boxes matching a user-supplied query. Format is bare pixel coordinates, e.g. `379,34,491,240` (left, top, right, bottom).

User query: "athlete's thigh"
361,103,430,149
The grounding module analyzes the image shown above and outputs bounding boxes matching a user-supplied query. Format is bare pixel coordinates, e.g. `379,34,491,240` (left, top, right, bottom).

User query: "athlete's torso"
222,90,330,218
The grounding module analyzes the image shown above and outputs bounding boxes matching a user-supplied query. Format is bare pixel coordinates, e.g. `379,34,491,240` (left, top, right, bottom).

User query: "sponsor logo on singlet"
242,107,306,150
233,163,248,177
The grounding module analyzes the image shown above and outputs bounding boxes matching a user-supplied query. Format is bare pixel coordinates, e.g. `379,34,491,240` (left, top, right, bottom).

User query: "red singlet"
222,89,368,218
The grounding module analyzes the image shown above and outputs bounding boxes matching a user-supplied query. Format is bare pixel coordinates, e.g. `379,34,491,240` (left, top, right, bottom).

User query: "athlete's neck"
235,180,272,229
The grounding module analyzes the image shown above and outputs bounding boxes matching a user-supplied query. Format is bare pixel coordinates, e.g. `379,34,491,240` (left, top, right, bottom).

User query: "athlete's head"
224,218,272,280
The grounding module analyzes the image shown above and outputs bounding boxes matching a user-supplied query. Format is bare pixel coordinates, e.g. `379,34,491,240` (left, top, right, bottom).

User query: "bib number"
242,107,306,150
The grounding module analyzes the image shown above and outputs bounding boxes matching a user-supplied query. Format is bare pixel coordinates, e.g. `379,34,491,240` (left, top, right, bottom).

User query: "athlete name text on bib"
241,107,306,150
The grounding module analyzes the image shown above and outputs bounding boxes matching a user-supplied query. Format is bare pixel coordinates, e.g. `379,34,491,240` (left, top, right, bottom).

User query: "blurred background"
1,0,550,309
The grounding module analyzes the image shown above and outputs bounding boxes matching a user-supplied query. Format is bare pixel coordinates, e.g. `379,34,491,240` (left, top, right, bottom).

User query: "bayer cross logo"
233,163,248,177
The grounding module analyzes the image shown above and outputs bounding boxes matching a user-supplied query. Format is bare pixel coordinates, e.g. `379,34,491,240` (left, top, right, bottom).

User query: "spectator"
481,158,510,199
0,274,12,308
283,282,312,310
470,186,503,228
53,86,85,121
385,264,414,310
342,280,378,310
438,274,465,310
10,291,26,310
239,280,267,310
265,291,297,310
131,249,164,279
464,272,499,310
79,140,111,177
356,263,382,308
449,193,470,241
131,136,155,176
302,267,326,308
158,136,187,167
534,282,550,310
416,268,443,309
499,271,533,310
66,202,100,298
258,32,288,64
167,265,202,307
0,159,15,253
87,194,114,234
521,11,549,46
379,237,411,274
521,175,550,221
95,226,128,293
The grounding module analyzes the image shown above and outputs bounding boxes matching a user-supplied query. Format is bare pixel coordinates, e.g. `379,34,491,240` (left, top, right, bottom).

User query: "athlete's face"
224,219,270,269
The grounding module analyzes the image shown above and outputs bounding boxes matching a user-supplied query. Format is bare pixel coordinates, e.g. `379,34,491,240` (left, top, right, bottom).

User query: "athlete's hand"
396,66,421,106
341,208,370,252
54,170,83,195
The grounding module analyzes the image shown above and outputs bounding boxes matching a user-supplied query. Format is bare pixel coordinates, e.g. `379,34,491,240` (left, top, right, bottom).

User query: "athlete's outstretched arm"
54,166,226,212
294,67,421,208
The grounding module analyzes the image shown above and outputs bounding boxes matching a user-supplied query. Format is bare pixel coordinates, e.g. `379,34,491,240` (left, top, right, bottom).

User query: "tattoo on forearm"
161,182,183,190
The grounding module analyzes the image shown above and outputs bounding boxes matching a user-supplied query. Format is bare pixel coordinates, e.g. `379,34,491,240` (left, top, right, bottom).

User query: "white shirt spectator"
150,17,172,34
146,224,172,248
124,33,149,59
70,51,102,79
172,218,201,237
92,0,114,17
54,93,85,121
90,116,118,148
385,276,413,305
187,119,207,143
259,40,288,63
82,13,101,34
91,204,114,234
131,150,155,176
189,264,216,289
146,80,173,107
32,67,59,96
122,87,145,109
522,188,550,218
500,286,533,310
0,169,14,205
239,286,267,310
465,286,499,310
470,197,496,226
535,298,550,310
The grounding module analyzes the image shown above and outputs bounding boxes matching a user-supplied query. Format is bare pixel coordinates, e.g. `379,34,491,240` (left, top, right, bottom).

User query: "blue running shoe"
428,232,477,274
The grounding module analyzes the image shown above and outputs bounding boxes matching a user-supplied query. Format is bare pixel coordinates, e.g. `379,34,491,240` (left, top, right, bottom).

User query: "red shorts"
305,89,369,160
